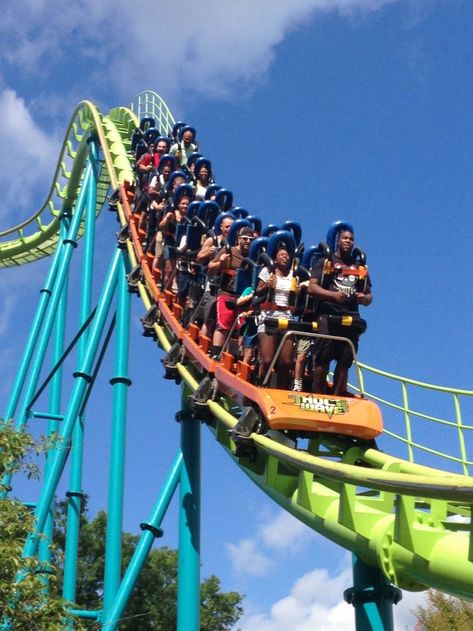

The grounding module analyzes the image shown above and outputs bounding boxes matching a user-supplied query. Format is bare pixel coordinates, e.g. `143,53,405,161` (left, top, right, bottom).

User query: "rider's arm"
308,278,347,303
196,236,216,263
208,249,229,274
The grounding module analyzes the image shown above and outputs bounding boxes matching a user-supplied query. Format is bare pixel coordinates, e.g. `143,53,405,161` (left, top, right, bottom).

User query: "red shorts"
216,294,237,332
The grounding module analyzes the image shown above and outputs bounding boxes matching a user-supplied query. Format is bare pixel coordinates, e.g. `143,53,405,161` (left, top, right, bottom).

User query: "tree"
0,421,84,630
54,503,244,630
414,589,473,631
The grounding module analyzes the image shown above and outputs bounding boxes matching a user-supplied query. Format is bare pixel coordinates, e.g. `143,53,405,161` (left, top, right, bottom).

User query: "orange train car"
119,182,383,444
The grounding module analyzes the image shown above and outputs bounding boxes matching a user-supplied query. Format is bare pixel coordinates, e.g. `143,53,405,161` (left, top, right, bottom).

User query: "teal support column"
344,554,402,631
63,139,98,605
2,213,70,423
23,247,121,559
5,164,92,449
177,408,201,631
39,219,69,582
103,254,131,619
102,452,183,631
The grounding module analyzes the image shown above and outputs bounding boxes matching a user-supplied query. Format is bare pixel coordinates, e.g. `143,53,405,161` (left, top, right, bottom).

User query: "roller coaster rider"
255,240,299,390
207,225,255,359
308,223,372,396
158,184,194,291
148,154,176,197
193,158,213,201
194,212,235,337
137,136,170,174
170,125,198,166
135,137,171,219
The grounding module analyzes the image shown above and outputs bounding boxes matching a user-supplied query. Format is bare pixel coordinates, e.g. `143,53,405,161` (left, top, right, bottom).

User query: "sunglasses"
239,236,254,242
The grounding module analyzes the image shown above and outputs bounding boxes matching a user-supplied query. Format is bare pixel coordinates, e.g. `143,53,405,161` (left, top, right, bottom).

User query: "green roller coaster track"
2,90,473,629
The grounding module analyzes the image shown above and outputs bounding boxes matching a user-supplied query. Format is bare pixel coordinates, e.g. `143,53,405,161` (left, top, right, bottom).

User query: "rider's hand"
333,291,348,303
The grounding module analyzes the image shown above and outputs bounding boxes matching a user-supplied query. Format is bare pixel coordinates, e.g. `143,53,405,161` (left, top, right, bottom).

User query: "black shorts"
313,337,358,367
193,291,217,326
313,315,359,367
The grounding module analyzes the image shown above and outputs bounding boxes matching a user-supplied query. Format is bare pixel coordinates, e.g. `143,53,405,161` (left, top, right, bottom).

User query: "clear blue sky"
1,1,472,628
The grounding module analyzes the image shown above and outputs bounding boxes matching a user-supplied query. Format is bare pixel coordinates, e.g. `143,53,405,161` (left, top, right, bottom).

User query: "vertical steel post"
39,218,70,583
102,452,183,631
23,247,121,559
63,139,98,604
344,554,402,631
2,215,67,423
103,253,131,619
10,165,92,436
1,169,90,497
177,402,201,631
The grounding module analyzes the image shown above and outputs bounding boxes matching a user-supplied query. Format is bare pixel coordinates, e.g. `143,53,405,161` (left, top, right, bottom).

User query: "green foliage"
0,421,83,630
415,590,473,631
0,421,243,629
54,503,243,629
200,575,244,631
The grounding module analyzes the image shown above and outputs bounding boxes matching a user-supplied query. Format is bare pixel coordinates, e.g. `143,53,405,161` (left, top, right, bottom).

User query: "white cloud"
258,509,310,553
395,588,428,631
226,508,312,577
0,89,60,220
0,0,408,222
227,508,427,630
239,555,427,631
0,0,401,105
226,537,275,577
240,561,355,631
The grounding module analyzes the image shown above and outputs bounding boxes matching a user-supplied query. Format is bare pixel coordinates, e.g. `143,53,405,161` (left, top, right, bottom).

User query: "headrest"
262,224,279,238
246,215,262,236
158,154,176,173
187,152,203,168
139,116,155,131
166,170,188,193
267,230,296,260
301,243,332,269
249,236,269,262
179,125,196,141
155,136,171,150
227,218,253,246
194,157,212,177
197,201,220,228
214,211,235,235
215,188,234,212
173,183,194,206
205,184,222,200
326,221,355,252
280,221,302,246
172,121,187,140
232,207,249,219
144,127,159,144
187,201,202,220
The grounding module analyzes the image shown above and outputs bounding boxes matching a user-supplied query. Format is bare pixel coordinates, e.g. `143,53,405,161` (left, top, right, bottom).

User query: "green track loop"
2,91,473,600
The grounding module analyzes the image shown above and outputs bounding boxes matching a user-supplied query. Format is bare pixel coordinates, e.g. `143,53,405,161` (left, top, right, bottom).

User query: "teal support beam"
344,554,402,631
30,412,65,421
68,609,101,620
103,254,131,619
13,164,92,435
63,139,98,605
39,220,69,585
1,163,92,495
102,452,183,631
177,411,201,631
23,246,122,559
2,214,70,423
